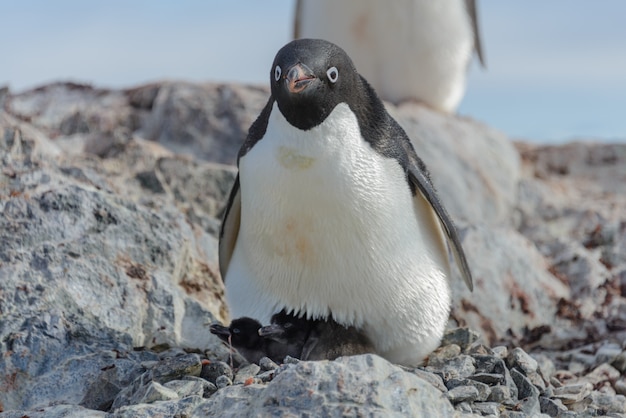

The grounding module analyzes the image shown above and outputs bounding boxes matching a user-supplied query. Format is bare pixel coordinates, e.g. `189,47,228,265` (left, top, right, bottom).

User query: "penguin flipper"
218,175,241,282
465,0,486,68
407,165,473,291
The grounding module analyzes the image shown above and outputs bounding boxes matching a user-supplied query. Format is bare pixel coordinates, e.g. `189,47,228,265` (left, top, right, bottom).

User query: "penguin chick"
259,311,375,361
209,317,268,364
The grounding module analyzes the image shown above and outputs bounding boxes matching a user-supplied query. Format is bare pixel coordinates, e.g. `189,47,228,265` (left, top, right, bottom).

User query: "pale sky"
2,1,625,143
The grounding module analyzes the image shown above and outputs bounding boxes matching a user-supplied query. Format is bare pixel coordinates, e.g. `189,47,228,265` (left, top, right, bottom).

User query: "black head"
270,38,360,130
258,311,312,344
209,317,263,349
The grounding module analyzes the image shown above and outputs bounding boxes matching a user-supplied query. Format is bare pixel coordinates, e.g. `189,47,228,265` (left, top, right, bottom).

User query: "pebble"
215,375,232,389
447,385,479,404
539,396,568,416
469,372,504,385
510,368,540,401
611,351,626,373
18,326,625,417
200,360,233,385
552,382,593,405
259,357,279,371
446,378,491,402
471,401,501,416
487,385,512,403
595,342,623,365
491,346,508,359
506,347,538,375
585,363,621,386
427,344,462,368
440,328,480,351
615,378,626,396
439,354,476,381
412,368,447,392
233,363,261,385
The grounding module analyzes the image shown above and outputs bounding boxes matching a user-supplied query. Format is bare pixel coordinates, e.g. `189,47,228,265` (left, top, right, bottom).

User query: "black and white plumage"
219,38,472,366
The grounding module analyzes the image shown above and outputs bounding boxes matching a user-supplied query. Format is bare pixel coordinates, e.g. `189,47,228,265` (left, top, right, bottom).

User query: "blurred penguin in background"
294,0,485,113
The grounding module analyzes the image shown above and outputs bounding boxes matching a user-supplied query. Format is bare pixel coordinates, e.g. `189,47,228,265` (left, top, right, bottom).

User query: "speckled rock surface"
1,82,625,417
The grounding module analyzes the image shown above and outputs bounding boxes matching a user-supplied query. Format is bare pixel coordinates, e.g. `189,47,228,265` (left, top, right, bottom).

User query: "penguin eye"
274,65,282,81
231,328,240,334
327,67,339,83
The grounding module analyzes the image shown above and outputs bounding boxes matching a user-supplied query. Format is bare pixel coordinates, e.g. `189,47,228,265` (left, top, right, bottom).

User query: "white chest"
225,103,451,364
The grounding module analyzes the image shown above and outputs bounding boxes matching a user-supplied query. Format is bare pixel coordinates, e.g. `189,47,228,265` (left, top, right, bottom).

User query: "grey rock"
492,346,509,359
487,385,512,403
454,401,473,413
585,363,621,386
611,351,626,373
473,355,502,374
259,356,279,371
196,354,456,417
491,359,519,401
140,82,268,164
412,368,448,392
539,396,567,417
256,370,277,383
470,372,505,385
447,385,480,404
126,381,179,405
516,395,542,417
182,376,217,396
163,379,207,398
283,355,300,364
595,342,623,364
152,353,202,383
532,353,556,383
506,347,539,375
467,344,494,356
0,112,226,411
199,360,233,385
427,344,462,368
215,375,232,389
587,391,626,415
440,355,477,381
447,378,491,402
2,81,626,418
552,382,593,405
392,102,521,226
109,353,201,410
471,401,501,416
112,394,203,418
440,328,480,351
0,404,107,418
448,225,569,350
233,363,261,385
615,378,626,396
510,368,540,401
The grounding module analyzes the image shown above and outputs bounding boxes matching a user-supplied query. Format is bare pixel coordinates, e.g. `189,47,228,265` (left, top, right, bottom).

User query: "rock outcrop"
1,82,624,416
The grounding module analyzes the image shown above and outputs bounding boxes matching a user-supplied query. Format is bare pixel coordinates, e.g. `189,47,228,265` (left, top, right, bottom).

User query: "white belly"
225,103,451,365
296,0,474,111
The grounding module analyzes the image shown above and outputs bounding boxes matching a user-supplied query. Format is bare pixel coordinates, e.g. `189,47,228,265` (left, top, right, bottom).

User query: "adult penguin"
219,38,473,366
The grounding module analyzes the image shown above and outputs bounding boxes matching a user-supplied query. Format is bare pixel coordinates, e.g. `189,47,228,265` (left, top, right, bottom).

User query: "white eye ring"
274,65,282,81
327,66,339,83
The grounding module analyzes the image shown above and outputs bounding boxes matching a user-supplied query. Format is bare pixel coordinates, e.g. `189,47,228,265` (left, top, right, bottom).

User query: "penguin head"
270,38,359,130
259,311,311,344
209,317,263,349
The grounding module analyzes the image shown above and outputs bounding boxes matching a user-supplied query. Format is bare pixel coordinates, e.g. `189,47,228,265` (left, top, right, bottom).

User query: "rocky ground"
0,82,625,417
